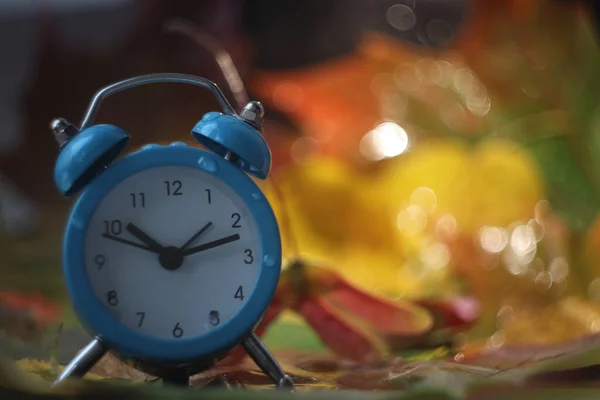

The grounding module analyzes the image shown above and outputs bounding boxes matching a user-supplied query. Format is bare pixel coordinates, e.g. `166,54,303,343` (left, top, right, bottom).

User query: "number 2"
231,213,241,228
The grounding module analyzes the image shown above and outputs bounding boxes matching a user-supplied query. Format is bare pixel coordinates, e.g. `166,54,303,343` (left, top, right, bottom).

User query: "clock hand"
126,223,165,252
179,222,213,250
102,234,156,252
181,234,241,256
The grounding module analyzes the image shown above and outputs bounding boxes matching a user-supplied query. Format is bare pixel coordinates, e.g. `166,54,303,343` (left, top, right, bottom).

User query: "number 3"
244,249,253,264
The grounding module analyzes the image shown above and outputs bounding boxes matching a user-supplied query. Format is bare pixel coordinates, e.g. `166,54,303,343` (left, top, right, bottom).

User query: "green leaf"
564,17,600,139
525,136,599,232
263,321,326,352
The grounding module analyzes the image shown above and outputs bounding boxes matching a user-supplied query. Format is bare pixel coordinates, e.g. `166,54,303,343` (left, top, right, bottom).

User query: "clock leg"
53,338,107,386
242,333,294,390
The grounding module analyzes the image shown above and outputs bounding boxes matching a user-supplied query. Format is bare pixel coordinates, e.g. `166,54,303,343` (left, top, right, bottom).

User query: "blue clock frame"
62,143,282,362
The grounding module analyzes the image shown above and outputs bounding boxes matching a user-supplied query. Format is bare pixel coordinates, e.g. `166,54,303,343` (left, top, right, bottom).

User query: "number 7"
136,312,145,327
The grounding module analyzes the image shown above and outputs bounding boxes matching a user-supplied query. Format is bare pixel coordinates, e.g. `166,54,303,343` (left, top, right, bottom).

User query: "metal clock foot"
53,338,107,386
242,333,294,391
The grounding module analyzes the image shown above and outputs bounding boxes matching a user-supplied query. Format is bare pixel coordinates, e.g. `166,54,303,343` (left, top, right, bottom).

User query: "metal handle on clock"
53,337,107,386
78,73,237,131
242,333,294,391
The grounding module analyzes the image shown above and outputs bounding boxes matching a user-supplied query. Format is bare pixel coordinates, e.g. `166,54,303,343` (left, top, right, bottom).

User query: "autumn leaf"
0,291,61,342
297,296,390,363
236,258,441,363
294,261,434,337
415,297,480,331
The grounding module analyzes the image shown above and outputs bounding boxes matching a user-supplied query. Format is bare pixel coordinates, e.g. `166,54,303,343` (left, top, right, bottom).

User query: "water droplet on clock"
197,157,218,173
252,192,261,200
263,255,276,268
140,144,160,151
208,310,220,327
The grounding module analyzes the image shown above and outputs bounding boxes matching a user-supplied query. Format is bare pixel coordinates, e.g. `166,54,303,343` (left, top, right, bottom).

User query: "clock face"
84,166,261,340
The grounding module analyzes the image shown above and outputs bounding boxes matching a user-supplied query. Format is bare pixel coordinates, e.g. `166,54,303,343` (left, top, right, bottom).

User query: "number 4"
234,286,244,301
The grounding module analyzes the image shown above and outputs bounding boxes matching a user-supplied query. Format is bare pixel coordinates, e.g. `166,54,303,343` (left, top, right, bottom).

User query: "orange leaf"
0,291,60,342
296,296,389,363
0,291,60,324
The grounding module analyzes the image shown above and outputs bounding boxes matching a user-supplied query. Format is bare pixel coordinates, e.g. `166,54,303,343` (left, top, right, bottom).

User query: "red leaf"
302,263,434,337
296,296,389,363
416,296,480,330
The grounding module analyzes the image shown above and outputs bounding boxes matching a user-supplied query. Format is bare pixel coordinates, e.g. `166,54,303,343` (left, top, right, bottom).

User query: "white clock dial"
84,166,261,339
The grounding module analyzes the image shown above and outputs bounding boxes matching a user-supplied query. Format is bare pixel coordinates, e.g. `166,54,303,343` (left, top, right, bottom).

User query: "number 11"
130,193,145,208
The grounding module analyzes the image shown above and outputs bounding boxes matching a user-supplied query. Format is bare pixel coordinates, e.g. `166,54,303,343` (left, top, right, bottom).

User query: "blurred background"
1,0,600,365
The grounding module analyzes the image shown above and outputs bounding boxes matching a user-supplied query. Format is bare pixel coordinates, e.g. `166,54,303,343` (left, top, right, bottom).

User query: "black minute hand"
181,234,240,256
102,234,155,252
180,222,213,250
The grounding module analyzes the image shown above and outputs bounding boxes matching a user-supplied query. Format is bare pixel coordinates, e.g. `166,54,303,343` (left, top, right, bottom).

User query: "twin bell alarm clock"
50,73,292,389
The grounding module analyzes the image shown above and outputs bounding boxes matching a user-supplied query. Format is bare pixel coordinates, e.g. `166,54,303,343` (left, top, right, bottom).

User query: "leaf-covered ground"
3,323,600,399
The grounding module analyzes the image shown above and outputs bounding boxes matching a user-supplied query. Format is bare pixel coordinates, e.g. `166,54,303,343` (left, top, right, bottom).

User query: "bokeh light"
397,204,428,236
359,122,409,161
435,214,458,239
410,187,437,215
420,240,450,270
548,257,569,284
273,82,304,113
386,4,416,31
480,226,508,254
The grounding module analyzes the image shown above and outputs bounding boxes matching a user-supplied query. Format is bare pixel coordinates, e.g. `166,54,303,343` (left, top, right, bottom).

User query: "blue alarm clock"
50,73,293,389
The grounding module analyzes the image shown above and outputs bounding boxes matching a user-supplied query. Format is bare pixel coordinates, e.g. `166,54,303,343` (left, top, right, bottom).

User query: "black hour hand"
126,223,164,252
181,234,240,256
